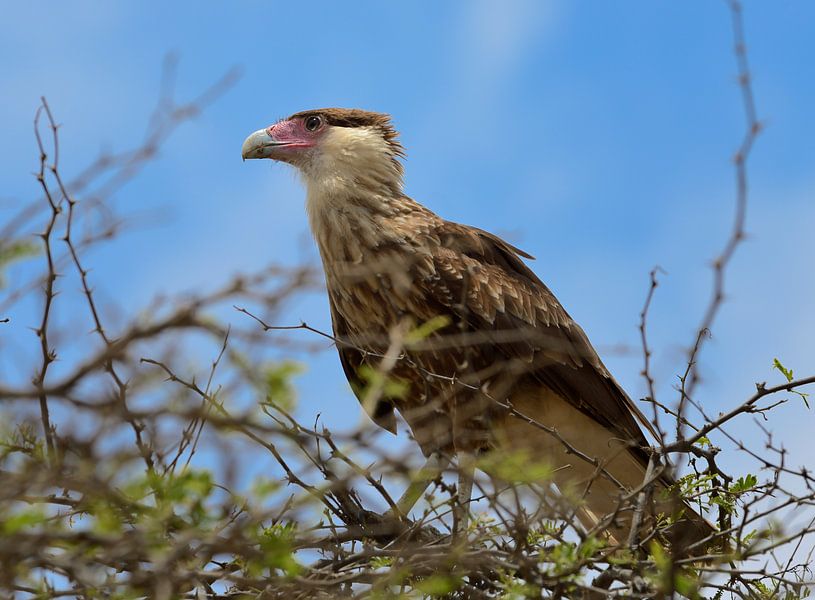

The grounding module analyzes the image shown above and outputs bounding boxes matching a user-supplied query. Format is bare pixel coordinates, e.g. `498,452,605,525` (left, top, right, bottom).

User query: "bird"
241,108,713,551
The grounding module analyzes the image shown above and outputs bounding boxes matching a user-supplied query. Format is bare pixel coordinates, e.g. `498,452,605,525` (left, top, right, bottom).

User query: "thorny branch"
678,0,763,430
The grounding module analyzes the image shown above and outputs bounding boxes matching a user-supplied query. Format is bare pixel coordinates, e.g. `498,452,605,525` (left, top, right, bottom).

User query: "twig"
680,0,763,421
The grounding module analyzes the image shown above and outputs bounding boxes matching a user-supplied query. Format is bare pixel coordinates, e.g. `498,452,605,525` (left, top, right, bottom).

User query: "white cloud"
419,0,562,131
462,0,557,88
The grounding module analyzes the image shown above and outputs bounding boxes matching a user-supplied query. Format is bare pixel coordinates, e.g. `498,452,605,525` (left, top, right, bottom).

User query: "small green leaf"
416,574,460,595
740,529,758,547
730,473,758,495
91,500,125,534
404,315,451,345
0,240,39,288
262,361,305,412
773,358,810,408
369,555,393,569
357,365,409,400
649,539,669,571
251,478,280,499
675,571,701,599
749,580,773,599
478,449,553,484
247,521,300,576
2,508,48,534
773,358,794,383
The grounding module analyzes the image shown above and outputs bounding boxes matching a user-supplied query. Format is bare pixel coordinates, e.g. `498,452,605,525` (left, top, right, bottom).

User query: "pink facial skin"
242,115,328,162
266,116,326,149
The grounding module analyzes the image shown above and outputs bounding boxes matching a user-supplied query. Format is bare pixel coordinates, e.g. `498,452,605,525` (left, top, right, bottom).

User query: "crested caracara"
242,108,712,550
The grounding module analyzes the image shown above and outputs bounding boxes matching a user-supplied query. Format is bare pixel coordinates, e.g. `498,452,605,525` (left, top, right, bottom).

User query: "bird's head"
242,108,405,196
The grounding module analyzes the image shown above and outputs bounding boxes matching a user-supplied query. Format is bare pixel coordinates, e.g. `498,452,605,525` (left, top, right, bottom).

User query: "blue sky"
1,1,813,480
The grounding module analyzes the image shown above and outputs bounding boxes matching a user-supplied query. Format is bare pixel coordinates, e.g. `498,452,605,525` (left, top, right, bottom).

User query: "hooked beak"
241,128,288,160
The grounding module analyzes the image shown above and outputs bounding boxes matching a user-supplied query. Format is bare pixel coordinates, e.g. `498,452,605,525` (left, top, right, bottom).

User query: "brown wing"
427,220,657,462
328,294,398,434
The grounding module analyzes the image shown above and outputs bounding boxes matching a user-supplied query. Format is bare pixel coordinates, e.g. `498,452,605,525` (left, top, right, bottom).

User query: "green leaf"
369,555,393,569
478,449,553,484
90,500,125,534
416,574,460,595
404,315,451,345
740,529,758,547
675,571,701,599
0,240,39,288
773,358,810,408
730,473,758,495
749,580,774,599
2,507,48,534
577,535,606,559
649,539,669,571
262,360,305,412
357,365,409,400
773,358,794,383
251,478,280,499
247,521,300,576
498,570,540,599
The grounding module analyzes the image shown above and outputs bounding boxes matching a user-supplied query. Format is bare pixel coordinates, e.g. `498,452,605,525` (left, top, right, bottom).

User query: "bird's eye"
305,115,322,132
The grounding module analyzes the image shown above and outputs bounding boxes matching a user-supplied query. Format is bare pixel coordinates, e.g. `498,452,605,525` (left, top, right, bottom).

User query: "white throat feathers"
299,125,407,265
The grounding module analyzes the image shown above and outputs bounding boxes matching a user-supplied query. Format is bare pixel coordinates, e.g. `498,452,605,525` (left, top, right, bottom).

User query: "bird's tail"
491,388,716,556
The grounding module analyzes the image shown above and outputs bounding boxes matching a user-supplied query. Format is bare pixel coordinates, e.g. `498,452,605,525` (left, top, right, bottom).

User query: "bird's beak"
241,128,286,160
